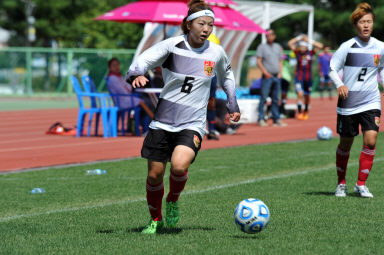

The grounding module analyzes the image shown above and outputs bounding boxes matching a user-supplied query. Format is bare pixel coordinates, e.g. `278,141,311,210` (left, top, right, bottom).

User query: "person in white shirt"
329,2,384,198
126,0,241,234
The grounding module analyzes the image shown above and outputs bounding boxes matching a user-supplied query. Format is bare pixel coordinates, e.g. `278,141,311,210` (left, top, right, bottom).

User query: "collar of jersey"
183,35,209,53
355,36,372,47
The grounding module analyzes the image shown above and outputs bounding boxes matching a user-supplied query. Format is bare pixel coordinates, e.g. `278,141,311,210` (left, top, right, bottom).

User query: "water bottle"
85,169,107,175
30,188,45,194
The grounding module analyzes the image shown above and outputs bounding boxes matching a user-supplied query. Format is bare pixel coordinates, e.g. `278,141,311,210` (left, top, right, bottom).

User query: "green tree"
0,0,143,48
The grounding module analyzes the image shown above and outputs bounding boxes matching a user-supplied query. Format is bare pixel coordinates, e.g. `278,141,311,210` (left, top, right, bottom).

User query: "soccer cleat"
165,201,179,227
207,131,219,140
141,219,164,234
354,184,373,198
335,184,347,197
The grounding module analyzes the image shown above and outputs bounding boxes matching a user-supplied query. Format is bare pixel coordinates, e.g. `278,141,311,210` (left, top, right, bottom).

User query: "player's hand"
132,76,149,88
229,112,241,122
264,72,272,79
337,85,348,99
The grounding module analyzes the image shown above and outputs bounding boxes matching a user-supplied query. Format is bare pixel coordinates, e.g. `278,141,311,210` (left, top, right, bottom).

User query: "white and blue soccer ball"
317,126,333,140
234,198,270,234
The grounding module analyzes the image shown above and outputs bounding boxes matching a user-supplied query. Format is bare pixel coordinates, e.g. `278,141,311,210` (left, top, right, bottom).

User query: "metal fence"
0,47,136,95
0,47,319,96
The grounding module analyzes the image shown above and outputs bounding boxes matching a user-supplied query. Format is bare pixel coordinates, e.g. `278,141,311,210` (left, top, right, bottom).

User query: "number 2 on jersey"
181,76,194,93
358,67,367,82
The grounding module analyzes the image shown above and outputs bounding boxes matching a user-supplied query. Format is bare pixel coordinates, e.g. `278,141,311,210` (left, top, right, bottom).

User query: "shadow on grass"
231,234,261,239
125,225,215,235
304,191,334,196
96,229,116,234
305,191,363,198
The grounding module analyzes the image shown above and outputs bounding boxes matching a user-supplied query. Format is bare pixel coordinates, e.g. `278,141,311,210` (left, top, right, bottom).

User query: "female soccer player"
329,3,384,198
126,0,241,233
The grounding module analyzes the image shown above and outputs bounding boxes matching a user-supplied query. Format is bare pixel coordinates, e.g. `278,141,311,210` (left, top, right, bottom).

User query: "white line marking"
1,158,383,223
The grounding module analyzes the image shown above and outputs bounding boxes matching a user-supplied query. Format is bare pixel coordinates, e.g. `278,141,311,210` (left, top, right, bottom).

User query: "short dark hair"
108,57,119,68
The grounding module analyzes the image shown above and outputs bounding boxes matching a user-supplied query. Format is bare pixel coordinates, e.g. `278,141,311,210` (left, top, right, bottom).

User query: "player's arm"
329,43,348,99
216,49,240,122
126,39,171,88
288,35,302,51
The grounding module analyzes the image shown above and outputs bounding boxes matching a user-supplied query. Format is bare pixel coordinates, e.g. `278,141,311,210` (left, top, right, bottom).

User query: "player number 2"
358,67,367,82
181,76,194,93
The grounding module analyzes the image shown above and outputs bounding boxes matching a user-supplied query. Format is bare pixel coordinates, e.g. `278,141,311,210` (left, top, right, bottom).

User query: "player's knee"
147,173,163,185
170,166,188,176
364,142,376,149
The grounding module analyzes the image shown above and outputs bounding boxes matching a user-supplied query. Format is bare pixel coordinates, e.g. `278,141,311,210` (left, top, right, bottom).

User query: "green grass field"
1,136,384,254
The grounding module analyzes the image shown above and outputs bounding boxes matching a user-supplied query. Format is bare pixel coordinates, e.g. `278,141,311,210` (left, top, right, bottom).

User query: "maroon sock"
336,146,350,185
146,179,164,221
357,145,375,186
166,171,188,203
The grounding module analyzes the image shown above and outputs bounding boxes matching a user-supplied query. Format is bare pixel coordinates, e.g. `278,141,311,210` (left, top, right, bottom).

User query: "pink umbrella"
145,0,237,6
95,0,265,33
214,7,265,33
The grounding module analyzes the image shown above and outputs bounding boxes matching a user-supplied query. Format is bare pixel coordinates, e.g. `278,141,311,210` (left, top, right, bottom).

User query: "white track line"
1,158,383,223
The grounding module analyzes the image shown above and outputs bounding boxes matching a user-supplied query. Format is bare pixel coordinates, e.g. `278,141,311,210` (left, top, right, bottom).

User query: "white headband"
186,10,215,21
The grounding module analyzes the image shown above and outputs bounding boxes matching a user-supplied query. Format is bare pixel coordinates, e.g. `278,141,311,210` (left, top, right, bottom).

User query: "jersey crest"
374,54,380,67
204,60,215,77
375,116,380,126
193,135,200,148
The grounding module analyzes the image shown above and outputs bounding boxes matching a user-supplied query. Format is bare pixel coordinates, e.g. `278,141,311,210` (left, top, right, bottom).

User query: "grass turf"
1,135,384,254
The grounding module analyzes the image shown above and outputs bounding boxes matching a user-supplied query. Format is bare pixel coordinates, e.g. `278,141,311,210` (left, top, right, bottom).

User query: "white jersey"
329,36,384,115
126,35,239,137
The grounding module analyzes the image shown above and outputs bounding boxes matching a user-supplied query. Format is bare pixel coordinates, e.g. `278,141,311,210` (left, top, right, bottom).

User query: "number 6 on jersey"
181,76,195,93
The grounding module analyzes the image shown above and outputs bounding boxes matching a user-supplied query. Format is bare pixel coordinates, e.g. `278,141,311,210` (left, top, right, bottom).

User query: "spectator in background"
318,46,334,100
106,57,154,120
256,28,286,127
288,34,323,120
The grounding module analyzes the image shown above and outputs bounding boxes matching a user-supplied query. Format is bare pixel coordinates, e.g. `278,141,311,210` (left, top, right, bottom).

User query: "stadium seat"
105,76,147,136
71,75,117,138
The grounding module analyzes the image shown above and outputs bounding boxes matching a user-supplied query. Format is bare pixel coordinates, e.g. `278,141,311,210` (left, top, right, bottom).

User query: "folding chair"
71,75,117,138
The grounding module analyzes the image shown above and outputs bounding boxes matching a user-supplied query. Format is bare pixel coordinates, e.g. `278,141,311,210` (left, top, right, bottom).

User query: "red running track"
1,97,378,172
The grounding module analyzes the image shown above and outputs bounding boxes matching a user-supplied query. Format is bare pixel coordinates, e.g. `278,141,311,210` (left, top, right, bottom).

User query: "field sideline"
1,136,384,254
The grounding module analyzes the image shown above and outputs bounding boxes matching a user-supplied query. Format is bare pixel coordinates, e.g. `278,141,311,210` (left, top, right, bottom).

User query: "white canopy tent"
133,1,314,85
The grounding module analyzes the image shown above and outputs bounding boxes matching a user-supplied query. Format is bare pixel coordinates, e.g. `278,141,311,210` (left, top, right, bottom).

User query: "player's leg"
258,78,272,126
270,78,280,123
319,76,325,99
354,110,380,198
302,81,312,120
295,79,304,120
166,130,202,227
141,129,170,233
335,114,358,197
280,79,289,117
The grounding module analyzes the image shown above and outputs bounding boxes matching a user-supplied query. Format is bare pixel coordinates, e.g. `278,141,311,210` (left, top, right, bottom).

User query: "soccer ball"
234,198,270,234
317,126,333,140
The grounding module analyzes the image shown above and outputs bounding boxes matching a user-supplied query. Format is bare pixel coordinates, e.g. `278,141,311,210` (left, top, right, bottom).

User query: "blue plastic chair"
71,75,117,138
105,76,147,136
